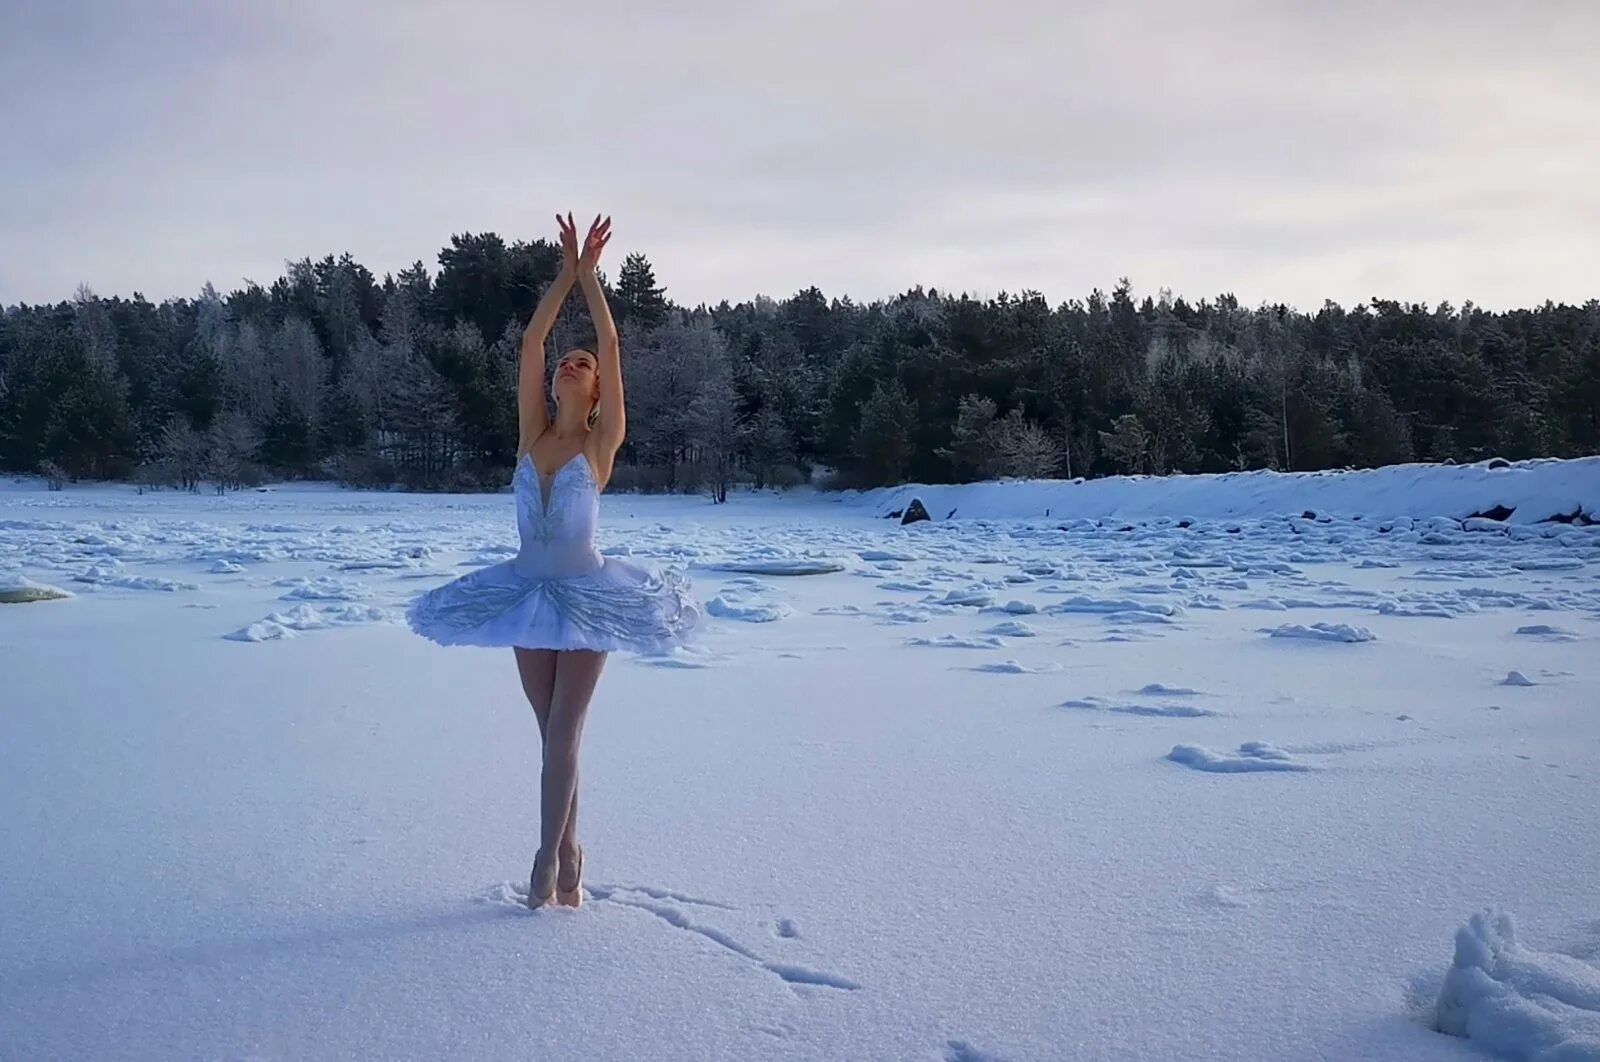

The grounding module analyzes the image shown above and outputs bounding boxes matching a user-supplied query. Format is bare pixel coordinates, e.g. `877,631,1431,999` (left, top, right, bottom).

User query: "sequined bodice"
512,453,603,578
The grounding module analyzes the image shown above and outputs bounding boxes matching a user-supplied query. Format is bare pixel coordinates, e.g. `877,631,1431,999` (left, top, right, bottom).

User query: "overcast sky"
3,0,1597,311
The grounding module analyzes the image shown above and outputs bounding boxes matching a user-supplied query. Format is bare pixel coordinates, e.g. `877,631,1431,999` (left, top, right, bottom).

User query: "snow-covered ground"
849,456,1600,526
3,464,1598,1061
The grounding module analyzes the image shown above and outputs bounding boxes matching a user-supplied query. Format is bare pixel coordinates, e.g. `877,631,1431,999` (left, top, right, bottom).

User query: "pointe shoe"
526,849,557,910
556,845,584,908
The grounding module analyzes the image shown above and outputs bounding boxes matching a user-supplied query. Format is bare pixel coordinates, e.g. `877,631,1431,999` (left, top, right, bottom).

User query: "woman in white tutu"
407,212,699,908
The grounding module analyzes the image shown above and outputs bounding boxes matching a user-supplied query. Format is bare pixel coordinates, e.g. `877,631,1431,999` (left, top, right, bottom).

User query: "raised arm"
576,215,625,458
517,214,580,456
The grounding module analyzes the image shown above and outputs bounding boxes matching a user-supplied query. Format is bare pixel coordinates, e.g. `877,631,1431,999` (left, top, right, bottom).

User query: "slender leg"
539,650,607,890
515,648,562,903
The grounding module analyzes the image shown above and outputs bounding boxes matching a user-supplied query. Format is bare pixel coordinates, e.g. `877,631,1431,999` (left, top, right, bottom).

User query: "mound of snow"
225,620,298,643
1515,625,1578,643
1265,623,1377,643
844,456,1600,524
1434,910,1600,1060
982,620,1038,638
972,660,1059,674
704,558,845,576
0,575,73,603
276,577,372,602
1063,696,1216,718
937,587,996,607
907,634,1005,650
706,594,792,623
1044,595,1180,617
1166,742,1310,772
73,566,198,592
225,603,397,641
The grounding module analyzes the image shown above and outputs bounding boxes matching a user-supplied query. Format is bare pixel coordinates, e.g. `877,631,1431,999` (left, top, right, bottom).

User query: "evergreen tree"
938,394,999,482
615,253,668,332
852,380,915,486
3,232,1595,494
1099,413,1151,475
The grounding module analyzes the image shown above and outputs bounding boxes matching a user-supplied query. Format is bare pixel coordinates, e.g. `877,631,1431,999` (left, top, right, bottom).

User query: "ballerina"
407,213,699,908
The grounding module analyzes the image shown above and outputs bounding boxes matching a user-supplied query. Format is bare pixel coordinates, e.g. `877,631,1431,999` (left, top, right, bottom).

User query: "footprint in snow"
944,1041,1012,1062
481,882,863,993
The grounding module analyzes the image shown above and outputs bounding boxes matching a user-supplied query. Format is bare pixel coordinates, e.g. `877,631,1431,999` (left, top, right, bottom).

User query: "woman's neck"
550,407,589,439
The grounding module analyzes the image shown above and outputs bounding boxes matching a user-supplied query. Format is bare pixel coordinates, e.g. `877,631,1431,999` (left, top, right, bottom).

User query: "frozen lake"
3,471,1598,1060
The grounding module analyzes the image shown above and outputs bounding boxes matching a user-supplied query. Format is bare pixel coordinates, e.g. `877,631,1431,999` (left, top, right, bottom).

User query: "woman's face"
554,349,598,408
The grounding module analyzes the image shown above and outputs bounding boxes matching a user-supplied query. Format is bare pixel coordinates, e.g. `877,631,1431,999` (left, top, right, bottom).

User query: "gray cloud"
2,0,1596,311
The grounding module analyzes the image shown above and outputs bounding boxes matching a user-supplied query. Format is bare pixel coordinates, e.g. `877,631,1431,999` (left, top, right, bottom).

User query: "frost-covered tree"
271,316,327,427
627,314,724,489
156,415,208,490
3,231,1595,491
206,410,261,490
689,341,741,503
992,408,1063,478
743,406,794,488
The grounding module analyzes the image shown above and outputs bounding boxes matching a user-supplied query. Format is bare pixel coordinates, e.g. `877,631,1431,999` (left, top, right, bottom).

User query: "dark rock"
1177,519,1192,529
887,509,903,520
1544,508,1595,526
1301,510,1317,520
1486,457,1512,470
901,499,930,525
946,508,958,520
1470,504,1516,522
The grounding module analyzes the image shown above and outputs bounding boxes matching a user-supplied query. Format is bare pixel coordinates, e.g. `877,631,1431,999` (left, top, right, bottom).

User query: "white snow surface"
849,456,1600,524
2,467,1598,1061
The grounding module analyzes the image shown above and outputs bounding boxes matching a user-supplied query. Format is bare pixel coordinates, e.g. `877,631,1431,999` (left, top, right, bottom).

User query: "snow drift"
846,457,1600,524
1435,910,1600,1061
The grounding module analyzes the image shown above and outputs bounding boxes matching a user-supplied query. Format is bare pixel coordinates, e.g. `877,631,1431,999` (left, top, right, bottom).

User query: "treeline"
2,232,1597,495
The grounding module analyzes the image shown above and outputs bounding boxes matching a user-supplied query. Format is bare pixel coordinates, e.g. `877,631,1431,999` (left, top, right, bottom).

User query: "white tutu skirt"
406,557,700,653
